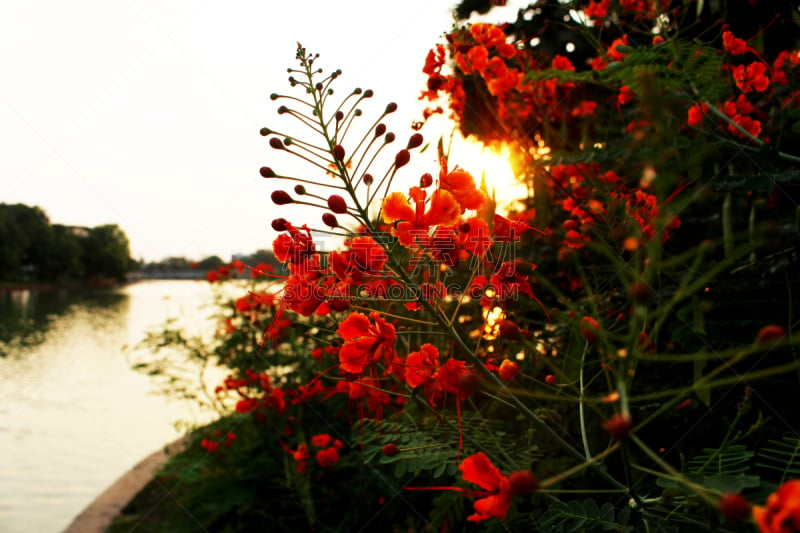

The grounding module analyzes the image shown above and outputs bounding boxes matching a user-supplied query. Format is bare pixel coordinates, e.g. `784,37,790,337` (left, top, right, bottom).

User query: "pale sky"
0,1,523,262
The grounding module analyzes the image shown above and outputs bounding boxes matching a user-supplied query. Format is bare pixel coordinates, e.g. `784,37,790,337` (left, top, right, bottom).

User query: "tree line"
0,203,132,283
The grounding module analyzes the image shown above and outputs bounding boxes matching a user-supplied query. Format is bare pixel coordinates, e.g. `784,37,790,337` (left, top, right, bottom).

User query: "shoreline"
61,437,188,533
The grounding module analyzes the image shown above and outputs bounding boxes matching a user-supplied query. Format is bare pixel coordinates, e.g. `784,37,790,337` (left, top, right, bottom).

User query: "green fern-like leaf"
688,444,753,476
537,498,633,532
756,437,800,483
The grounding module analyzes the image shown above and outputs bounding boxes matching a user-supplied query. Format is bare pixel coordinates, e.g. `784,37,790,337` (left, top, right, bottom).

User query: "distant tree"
196,255,225,272
240,249,283,273
40,225,83,280
80,224,132,281
0,203,54,281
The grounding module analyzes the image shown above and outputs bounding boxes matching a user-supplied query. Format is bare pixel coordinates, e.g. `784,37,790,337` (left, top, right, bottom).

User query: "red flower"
733,62,770,93
315,446,340,468
608,35,630,62
337,312,397,374
687,102,708,126
752,479,800,532
722,31,748,56
405,344,440,388
311,434,333,448
460,452,512,523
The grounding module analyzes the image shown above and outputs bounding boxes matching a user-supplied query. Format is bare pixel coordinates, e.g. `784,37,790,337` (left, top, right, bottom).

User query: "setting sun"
448,135,528,213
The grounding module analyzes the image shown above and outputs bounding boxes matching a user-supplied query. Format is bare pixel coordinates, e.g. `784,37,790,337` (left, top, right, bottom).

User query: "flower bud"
580,316,601,344
335,111,344,122
363,174,374,186
384,132,396,144
407,133,423,149
260,167,276,178
498,320,521,340
385,102,398,113
718,492,750,522
545,374,557,386
394,149,410,169
270,93,279,101
269,137,284,150
333,144,346,162
457,372,482,395
756,325,786,344
259,127,271,136
271,190,293,205
509,471,538,496
382,444,399,457
277,105,288,114
322,213,339,228
628,280,654,305
602,413,632,441
375,123,386,137
420,173,433,188
498,360,520,381
271,218,289,232
327,195,348,214
294,184,306,195
364,89,373,98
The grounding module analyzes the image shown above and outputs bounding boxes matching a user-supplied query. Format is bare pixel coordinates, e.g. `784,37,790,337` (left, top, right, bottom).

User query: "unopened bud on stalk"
394,149,410,169
364,89,373,98
407,133,423,149
269,137,285,150
509,471,538,496
375,123,386,137
271,191,293,205
420,173,433,188
322,213,338,228
270,93,279,101
382,444,399,457
327,195,348,214
333,145,346,162
363,174,374,186
294,185,306,195
335,111,344,122
277,105,288,114
385,102,398,113
260,167,276,178
384,132,396,144
259,127,271,136
272,218,289,231
498,320,521,340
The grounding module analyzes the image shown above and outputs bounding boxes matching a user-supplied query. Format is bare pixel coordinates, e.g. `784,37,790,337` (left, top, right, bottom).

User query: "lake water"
0,280,223,533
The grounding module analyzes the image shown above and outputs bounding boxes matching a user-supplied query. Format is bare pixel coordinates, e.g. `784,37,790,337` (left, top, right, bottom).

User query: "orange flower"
337,312,397,374
440,169,487,212
382,187,461,247
460,452,512,522
752,479,800,533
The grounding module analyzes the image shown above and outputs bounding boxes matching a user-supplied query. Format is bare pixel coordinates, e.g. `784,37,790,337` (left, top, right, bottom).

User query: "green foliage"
537,498,633,533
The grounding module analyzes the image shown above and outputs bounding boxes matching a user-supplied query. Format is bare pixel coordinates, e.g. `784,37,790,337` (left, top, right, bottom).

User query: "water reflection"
0,281,218,533
0,288,129,356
